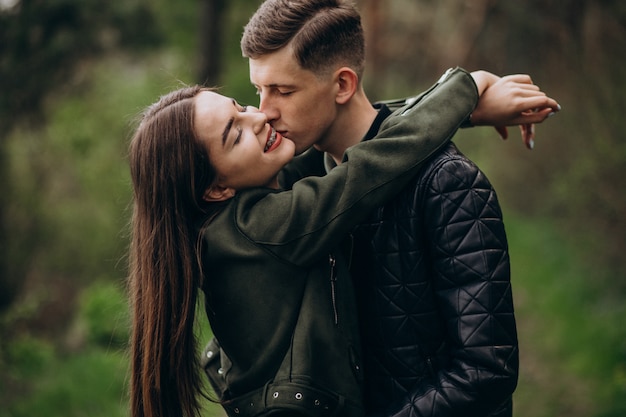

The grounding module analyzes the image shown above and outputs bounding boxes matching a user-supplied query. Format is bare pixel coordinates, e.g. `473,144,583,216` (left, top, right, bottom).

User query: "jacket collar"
324,104,392,172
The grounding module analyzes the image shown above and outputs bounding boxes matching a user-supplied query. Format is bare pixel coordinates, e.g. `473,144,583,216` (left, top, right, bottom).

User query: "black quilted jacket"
350,142,519,417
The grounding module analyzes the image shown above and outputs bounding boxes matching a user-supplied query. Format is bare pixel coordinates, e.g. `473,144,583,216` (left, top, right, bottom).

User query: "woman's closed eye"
232,104,247,145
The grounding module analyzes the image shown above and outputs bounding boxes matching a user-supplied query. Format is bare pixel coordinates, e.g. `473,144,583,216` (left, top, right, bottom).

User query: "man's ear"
203,184,236,202
335,67,359,105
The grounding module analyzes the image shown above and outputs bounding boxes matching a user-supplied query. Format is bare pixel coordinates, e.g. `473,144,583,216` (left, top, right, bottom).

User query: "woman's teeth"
264,129,277,152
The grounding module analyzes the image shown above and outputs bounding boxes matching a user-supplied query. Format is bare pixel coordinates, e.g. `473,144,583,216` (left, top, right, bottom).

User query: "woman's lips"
264,128,282,152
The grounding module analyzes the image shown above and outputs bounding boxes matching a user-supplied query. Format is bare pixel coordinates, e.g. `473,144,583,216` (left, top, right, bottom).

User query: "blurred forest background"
0,0,625,416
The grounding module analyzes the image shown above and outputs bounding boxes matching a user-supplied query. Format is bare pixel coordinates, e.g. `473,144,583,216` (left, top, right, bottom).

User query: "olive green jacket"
200,68,478,417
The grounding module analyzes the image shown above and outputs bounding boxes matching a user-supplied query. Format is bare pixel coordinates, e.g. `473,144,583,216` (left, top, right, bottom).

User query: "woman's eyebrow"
221,117,234,147
221,99,239,146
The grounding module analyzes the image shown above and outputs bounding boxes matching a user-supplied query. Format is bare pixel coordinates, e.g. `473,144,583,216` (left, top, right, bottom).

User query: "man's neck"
322,91,379,165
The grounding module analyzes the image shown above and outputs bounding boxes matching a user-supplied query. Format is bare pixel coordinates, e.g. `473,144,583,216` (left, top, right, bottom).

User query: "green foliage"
505,215,626,417
0,0,164,311
0,0,163,131
1,348,129,417
77,281,129,349
4,336,55,379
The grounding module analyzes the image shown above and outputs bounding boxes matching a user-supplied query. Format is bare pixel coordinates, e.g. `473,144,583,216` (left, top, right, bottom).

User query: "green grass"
1,284,224,417
3,348,128,417
506,214,626,417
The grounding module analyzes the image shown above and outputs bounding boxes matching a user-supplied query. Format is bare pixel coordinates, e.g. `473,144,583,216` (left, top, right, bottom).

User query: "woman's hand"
470,71,561,149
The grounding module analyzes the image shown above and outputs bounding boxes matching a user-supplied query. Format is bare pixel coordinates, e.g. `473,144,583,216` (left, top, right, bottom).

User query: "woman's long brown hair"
128,86,215,417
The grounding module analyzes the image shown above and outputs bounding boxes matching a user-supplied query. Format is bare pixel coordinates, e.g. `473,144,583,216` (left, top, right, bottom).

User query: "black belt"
222,380,345,417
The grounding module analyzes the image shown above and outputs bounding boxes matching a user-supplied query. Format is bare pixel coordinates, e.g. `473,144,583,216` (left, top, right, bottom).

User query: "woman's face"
194,91,295,193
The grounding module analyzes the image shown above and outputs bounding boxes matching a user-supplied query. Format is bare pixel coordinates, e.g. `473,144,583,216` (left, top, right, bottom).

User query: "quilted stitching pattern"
350,144,518,417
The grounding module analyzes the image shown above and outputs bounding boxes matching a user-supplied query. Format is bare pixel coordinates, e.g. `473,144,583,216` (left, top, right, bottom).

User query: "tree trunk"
198,0,227,85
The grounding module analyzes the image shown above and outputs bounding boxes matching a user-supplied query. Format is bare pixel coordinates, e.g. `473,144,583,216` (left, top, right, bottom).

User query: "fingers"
496,76,560,111
544,98,561,112
523,95,561,112
511,95,560,124
495,124,533,149
502,74,533,85
517,107,559,124
520,123,535,150
472,72,560,133
475,72,559,149
495,126,508,140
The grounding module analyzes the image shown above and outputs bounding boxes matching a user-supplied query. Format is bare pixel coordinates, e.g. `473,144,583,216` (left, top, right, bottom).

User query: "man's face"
249,45,339,155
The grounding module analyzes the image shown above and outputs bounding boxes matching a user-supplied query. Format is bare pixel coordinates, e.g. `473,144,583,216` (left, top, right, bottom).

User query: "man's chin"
294,144,315,155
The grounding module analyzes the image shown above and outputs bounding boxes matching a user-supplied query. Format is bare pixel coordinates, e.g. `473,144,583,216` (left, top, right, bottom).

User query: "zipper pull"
329,254,338,325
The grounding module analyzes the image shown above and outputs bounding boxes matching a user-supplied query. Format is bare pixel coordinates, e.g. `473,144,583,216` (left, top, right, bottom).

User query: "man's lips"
264,128,282,152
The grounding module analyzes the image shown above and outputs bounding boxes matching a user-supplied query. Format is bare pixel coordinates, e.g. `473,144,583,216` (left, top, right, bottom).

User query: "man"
240,1,560,417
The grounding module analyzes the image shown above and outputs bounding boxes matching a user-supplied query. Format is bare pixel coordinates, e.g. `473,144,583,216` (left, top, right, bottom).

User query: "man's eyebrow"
254,82,296,89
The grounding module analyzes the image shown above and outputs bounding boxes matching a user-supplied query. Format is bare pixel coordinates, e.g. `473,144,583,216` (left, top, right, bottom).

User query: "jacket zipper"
329,253,338,325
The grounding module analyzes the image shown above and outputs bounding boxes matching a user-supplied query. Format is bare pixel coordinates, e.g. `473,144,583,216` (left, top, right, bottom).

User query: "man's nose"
258,96,278,122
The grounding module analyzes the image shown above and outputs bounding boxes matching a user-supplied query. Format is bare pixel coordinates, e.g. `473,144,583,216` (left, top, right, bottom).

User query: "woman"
128,69,493,417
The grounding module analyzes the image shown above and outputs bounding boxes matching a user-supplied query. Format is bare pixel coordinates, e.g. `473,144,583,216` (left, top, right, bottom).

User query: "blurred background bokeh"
0,0,624,416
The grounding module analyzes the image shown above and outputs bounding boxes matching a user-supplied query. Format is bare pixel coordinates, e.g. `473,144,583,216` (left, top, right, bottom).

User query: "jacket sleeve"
234,68,479,267
373,156,519,417
277,147,327,190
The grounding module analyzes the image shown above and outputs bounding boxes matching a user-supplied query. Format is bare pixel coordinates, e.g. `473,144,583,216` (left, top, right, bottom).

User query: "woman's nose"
249,108,268,132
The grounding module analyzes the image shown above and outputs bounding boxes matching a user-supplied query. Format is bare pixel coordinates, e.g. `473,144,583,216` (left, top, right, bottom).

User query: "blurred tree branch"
0,0,162,311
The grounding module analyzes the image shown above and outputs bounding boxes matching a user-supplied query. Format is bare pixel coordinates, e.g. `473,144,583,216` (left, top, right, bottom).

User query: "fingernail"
557,104,562,111
528,139,534,150
548,112,556,118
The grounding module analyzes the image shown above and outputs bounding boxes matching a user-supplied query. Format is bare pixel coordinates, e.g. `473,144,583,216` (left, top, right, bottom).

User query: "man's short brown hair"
241,0,365,80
